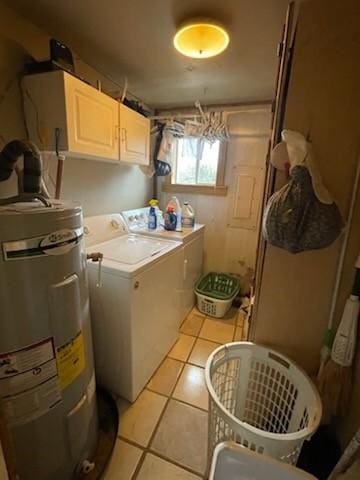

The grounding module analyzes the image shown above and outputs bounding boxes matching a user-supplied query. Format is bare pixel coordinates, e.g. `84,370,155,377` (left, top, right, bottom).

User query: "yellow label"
56,332,85,390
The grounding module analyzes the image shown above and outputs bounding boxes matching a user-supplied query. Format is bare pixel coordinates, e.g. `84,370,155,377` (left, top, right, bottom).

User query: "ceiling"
3,0,290,109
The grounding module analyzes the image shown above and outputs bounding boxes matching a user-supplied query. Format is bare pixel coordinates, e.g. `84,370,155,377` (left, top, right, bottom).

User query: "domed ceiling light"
173,19,230,59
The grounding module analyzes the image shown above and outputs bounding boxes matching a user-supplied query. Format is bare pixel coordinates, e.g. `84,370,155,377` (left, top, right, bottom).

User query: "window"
174,138,220,185
163,137,227,196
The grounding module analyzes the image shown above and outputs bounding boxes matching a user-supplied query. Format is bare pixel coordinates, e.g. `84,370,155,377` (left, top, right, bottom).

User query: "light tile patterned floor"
199,318,235,344
189,339,221,368
105,440,143,480
168,334,196,362
103,306,245,479
173,364,209,411
147,358,184,396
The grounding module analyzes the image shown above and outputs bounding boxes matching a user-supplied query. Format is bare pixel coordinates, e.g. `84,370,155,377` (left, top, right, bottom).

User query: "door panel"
227,165,266,230
120,103,150,165
65,74,119,161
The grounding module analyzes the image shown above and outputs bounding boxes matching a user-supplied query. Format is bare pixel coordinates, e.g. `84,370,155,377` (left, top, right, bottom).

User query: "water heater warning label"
0,339,54,379
56,331,85,390
0,338,62,426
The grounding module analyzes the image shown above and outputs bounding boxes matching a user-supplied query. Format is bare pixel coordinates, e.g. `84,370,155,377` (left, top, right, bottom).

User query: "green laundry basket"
195,272,240,318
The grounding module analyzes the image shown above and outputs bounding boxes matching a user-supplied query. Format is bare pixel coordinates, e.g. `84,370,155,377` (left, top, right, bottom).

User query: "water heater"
0,200,98,479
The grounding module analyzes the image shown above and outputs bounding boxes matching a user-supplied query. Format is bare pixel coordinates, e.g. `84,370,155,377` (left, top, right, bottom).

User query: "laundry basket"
195,272,240,318
205,342,322,470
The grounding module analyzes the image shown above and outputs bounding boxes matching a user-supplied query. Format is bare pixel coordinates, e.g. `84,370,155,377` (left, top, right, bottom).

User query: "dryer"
84,214,182,402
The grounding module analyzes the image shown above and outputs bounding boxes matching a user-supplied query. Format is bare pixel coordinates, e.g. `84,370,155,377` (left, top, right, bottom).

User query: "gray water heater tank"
0,200,98,479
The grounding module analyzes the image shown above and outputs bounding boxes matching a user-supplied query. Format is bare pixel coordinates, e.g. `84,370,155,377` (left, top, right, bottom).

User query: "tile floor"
103,306,245,479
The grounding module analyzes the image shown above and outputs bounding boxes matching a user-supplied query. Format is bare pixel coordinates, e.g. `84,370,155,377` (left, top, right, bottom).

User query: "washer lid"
98,234,176,265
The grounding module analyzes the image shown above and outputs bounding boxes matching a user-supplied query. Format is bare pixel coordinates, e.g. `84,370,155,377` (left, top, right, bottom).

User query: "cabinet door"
119,104,150,165
64,74,119,162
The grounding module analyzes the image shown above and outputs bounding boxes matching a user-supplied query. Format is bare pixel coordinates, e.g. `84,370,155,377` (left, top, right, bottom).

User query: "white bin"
209,442,317,480
195,290,238,318
205,343,322,468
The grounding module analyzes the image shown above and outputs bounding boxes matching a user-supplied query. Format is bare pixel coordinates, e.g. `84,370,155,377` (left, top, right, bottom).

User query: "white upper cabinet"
119,103,150,165
23,71,150,165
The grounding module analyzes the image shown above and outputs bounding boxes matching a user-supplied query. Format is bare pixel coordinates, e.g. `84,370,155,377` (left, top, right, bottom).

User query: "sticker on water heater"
0,376,61,427
56,331,86,390
0,338,55,380
0,358,58,397
0,338,62,426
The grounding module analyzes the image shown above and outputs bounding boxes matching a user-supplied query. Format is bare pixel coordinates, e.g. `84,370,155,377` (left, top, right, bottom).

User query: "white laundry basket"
195,272,240,319
195,291,238,318
205,342,322,470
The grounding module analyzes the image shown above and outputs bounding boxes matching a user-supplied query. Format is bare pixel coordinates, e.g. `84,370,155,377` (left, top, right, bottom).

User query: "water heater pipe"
55,154,65,199
0,140,43,193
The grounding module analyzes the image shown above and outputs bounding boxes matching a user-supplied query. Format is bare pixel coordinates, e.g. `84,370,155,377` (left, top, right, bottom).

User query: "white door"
64,73,120,162
119,103,150,165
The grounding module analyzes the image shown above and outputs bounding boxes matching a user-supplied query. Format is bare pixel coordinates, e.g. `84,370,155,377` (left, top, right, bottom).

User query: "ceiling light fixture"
173,19,230,59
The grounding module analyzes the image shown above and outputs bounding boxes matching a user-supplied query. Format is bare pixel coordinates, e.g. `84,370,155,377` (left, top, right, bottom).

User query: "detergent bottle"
164,206,177,231
166,196,182,232
182,202,195,228
148,199,158,230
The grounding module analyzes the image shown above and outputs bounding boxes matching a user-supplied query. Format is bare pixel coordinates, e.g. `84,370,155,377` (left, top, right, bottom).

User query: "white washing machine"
121,207,205,323
84,213,183,402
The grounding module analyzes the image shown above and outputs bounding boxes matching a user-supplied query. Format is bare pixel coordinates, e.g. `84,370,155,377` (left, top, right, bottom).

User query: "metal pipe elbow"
0,139,42,193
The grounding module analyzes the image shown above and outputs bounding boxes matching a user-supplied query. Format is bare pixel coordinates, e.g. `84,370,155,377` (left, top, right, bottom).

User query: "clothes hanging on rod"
162,120,185,138
150,103,271,121
151,100,229,142
139,122,172,178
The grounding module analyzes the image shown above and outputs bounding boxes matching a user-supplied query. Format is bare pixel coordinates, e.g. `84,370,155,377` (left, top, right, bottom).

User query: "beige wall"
0,3,151,215
253,0,360,446
160,106,271,292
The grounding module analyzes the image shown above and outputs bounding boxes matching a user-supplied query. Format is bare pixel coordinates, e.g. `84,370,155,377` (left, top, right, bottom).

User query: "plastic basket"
195,273,240,318
205,342,322,470
195,272,240,300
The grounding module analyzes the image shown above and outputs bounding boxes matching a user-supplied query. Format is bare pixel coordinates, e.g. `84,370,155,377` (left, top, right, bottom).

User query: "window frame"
162,137,228,197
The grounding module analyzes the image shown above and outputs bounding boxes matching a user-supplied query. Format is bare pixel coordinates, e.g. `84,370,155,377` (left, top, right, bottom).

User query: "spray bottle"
148,199,158,230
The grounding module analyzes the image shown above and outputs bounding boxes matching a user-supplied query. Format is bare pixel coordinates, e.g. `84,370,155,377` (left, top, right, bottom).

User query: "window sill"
162,182,228,196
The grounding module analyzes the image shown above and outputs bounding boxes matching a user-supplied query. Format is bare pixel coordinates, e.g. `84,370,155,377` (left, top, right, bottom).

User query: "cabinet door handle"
121,128,127,143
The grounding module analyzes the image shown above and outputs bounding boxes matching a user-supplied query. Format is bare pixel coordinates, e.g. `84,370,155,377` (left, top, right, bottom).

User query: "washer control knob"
111,218,121,229
135,215,139,220
128,215,134,222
